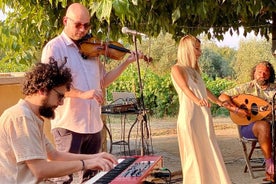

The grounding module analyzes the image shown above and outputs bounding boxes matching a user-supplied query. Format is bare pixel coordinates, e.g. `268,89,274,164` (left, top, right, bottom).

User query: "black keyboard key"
94,157,137,184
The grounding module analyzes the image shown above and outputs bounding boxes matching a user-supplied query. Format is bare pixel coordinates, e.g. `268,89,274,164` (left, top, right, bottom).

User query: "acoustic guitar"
229,94,271,125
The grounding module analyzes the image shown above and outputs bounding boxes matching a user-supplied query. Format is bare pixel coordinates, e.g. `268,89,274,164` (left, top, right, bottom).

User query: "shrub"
107,68,236,118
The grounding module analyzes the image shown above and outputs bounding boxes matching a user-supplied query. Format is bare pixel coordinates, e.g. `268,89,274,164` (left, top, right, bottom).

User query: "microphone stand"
132,34,152,156
273,93,276,183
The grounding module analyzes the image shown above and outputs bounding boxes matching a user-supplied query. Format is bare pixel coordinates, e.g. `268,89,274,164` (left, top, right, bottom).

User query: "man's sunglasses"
66,17,91,30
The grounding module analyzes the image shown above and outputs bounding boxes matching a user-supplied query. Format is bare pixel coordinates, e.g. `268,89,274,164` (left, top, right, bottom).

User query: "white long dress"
171,67,231,184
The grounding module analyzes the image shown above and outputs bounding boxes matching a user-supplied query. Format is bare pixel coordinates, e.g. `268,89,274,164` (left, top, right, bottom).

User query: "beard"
256,78,269,86
39,99,55,119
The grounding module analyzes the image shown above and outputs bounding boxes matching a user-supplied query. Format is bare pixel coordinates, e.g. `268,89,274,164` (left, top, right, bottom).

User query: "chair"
236,125,265,178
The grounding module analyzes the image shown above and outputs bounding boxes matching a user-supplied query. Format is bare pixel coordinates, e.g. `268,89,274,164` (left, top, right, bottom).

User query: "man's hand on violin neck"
126,51,144,62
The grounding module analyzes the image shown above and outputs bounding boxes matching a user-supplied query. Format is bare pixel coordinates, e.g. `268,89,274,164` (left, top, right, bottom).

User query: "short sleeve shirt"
0,99,55,184
222,80,276,103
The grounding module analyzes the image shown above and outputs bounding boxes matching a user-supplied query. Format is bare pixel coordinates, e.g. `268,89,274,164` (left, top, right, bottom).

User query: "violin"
77,34,152,62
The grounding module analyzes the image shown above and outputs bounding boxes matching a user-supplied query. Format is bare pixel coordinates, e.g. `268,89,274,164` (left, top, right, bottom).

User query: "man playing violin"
219,61,276,182
41,2,144,183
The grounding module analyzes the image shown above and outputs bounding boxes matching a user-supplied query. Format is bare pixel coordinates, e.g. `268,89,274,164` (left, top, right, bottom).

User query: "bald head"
63,3,91,40
66,3,90,21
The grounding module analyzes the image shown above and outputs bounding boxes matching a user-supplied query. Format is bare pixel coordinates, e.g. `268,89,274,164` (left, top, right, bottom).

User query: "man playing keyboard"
0,60,117,184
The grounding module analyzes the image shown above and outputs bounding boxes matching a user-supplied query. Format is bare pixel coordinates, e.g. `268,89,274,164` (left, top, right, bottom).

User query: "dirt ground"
107,115,239,155
44,114,266,183
106,115,266,184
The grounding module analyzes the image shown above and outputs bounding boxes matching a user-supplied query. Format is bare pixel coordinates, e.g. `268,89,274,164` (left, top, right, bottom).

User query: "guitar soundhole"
240,104,251,121
240,104,248,111
251,103,258,115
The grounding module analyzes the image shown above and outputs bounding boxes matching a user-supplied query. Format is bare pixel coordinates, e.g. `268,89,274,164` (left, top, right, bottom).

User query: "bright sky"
0,10,6,20
212,27,263,49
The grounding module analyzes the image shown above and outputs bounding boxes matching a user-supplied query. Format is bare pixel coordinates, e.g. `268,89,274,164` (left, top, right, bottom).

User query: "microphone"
121,27,147,37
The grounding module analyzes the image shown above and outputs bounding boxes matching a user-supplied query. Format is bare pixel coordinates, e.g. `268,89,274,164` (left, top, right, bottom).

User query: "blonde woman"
171,35,231,184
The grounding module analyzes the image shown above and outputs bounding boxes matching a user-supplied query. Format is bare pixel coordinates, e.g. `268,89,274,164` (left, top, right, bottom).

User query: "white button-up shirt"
41,31,105,133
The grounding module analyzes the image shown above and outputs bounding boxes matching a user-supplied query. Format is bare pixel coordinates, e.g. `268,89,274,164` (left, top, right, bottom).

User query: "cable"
152,172,170,178
151,167,172,184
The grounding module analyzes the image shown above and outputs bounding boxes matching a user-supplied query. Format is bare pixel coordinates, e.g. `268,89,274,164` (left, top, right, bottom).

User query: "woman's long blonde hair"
177,35,201,73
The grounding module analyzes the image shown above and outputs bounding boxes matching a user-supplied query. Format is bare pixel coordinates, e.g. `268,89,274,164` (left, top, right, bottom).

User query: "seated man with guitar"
219,61,276,182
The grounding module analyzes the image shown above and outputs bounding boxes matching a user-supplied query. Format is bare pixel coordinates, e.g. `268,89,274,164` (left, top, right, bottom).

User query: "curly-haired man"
0,59,117,184
219,61,276,182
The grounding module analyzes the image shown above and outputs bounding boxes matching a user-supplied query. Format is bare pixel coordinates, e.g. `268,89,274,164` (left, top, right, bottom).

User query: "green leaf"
94,0,112,24
172,7,180,24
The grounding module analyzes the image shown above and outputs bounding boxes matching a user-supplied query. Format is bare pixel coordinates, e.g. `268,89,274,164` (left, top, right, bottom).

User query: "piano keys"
85,155,163,184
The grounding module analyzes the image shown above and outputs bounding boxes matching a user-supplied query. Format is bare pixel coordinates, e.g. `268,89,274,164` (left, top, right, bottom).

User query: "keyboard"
85,155,163,184
86,157,137,184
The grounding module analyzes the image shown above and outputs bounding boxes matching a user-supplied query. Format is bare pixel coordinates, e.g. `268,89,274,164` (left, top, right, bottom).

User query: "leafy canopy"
0,0,275,65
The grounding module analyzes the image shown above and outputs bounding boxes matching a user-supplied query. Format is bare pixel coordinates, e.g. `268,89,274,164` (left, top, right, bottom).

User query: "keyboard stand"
102,111,139,155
